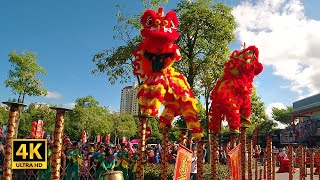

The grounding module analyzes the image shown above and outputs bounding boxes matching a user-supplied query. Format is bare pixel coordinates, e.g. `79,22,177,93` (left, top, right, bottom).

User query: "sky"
1,0,320,121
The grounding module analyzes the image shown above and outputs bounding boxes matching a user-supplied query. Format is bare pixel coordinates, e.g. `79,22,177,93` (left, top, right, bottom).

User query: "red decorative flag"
81,130,87,143
227,144,241,180
35,120,44,139
173,144,192,180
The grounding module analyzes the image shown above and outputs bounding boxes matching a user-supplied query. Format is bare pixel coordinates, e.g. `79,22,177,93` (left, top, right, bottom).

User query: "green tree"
257,120,278,137
65,96,113,140
174,0,236,90
0,106,9,125
113,113,138,140
18,104,55,138
146,117,162,144
272,106,293,125
5,50,47,103
245,88,268,135
5,50,47,137
92,0,167,85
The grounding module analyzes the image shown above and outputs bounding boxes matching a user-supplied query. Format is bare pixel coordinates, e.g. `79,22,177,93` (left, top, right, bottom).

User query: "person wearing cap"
115,143,129,180
66,142,82,180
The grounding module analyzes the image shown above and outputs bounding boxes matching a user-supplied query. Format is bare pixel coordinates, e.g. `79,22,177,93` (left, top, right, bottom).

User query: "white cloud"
232,0,320,97
266,102,287,129
64,102,75,109
45,91,61,99
266,102,286,118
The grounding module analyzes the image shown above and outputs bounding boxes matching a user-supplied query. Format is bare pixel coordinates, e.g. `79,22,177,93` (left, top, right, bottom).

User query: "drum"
104,171,124,180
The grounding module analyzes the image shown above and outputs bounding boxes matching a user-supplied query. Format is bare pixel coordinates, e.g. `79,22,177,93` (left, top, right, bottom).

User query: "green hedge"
144,163,229,180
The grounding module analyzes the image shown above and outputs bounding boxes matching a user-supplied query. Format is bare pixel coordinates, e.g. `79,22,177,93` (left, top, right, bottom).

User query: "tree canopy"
5,50,47,103
272,106,293,125
174,0,236,91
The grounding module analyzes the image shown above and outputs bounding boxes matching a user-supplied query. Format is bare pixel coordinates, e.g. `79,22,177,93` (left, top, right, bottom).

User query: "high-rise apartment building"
120,82,139,115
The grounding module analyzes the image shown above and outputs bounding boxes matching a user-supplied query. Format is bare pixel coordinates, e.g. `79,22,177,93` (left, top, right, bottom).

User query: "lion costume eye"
170,21,175,28
146,16,152,26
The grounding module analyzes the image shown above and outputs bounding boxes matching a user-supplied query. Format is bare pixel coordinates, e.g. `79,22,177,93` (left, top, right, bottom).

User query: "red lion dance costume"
133,7,203,139
208,45,263,133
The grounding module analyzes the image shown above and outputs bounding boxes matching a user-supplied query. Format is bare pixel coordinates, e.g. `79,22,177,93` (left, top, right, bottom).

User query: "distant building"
278,93,320,146
120,82,139,115
29,102,49,109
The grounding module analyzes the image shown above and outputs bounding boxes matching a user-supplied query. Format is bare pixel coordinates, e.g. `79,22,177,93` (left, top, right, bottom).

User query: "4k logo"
12,139,47,169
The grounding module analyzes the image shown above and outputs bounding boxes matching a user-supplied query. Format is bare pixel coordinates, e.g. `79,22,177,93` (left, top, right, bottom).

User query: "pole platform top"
2,101,26,107
50,107,72,111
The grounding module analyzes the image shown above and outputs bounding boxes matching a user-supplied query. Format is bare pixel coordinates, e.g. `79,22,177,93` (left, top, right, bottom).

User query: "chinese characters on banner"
173,144,192,180
227,144,241,180
35,120,44,139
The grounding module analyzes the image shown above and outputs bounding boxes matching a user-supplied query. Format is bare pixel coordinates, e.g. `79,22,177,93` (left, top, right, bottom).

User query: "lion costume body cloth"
133,7,203,139
208,45,263,133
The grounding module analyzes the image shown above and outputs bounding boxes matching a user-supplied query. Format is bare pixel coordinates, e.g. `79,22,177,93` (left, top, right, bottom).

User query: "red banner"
35,120,44,139
82,130,87,143
173,144,192,180
227,144,241,180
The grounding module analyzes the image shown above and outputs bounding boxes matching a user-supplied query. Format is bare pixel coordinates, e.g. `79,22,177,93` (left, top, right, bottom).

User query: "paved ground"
251,167,319,180
275,168,319,180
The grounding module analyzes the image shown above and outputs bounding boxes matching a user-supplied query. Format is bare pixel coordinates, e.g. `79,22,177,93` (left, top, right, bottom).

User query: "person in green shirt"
94,144,106,180
38,144,53,180
115,144,129,180
66,142,82,180
95,147,116,180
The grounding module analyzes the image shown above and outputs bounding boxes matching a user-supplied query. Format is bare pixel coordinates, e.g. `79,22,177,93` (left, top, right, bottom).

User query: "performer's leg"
208,105,224,133
137,78,167,117
180,99,203,140
226,105,241,132
239,96,252,126
159,93,180,129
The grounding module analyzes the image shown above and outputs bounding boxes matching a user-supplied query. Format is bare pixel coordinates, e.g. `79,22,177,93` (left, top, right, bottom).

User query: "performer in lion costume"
133,7,203,139
208,45,263,133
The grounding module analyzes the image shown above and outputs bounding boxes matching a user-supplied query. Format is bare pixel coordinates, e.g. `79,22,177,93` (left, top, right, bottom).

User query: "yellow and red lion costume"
208,45,263,133
133,7,203,139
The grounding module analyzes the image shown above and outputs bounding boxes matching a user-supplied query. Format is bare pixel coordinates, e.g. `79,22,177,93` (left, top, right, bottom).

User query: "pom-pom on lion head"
141,7,179,42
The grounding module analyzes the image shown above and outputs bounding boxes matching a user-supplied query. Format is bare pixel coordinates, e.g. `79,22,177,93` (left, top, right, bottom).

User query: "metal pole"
2,102,26,180
248,139,253,180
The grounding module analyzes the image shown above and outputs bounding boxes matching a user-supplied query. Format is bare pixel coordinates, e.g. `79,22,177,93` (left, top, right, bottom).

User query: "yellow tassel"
115,160,121,167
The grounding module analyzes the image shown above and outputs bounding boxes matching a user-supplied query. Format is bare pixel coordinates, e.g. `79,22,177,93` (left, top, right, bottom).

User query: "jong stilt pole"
50,107,71,180
2,102,26,180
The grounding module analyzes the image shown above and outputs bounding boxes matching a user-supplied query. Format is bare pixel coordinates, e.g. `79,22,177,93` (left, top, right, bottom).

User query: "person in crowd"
170,145,178,164
66,142,82,180
0,143,5,180
94,145,106,180
219,149,227,165
115,144,129,180
80,145,91,178
146,144,154,163
254,145,261,159
154,143,162,163
95,146,116,180
38,143,53,180
190,146,197,180
202,143,207,163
